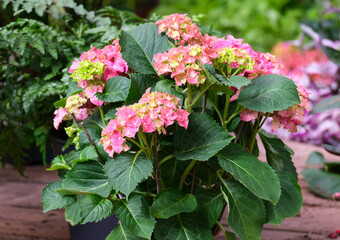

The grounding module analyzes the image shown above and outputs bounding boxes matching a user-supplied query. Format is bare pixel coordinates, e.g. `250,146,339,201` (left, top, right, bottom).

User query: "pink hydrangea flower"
53,93,96,130
156,13,202,45
100,89,190,157
154,45,209,86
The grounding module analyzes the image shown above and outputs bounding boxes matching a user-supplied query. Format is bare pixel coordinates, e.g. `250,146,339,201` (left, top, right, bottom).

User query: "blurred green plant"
0,0,144,175
150,0,336,52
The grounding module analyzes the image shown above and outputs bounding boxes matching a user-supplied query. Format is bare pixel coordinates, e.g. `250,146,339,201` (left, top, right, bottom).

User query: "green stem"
178,160,197,190
127,138,143,149
208,98,224,125
99,107,106,127
159,154,175,166
224,105,244,127
153,132,160,193
215,221,227,235
258,115,269,129
189,82,214,109
223,94,230,123
185,84,193,112
249,118,261,153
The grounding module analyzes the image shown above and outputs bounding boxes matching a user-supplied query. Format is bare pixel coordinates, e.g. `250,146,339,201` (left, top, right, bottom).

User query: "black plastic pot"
69,215,119,240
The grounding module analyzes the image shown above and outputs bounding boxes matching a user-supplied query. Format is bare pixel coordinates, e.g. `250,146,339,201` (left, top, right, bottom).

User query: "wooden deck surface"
1,141,339,240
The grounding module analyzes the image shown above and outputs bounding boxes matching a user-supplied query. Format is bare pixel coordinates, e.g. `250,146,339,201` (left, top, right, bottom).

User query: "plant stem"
80,122,103,164
178,160,197,190
132,191,156,198
202,91,208,113
99,107,106,127
215,221,228,236
153,132,160,193
126,137,143,149
189,82,214,109
159,154,175,166
185,84,193,112
70,113,80,128
191,162,197,194
208,98,224,125
223,94,230,123
224,106,244,127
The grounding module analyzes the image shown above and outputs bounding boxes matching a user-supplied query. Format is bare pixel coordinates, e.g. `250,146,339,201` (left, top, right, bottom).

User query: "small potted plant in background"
0,0,144,175
42,14,309,240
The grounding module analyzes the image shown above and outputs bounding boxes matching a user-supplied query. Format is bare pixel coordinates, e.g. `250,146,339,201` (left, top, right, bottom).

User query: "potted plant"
0,0,144,174
41,14,308,240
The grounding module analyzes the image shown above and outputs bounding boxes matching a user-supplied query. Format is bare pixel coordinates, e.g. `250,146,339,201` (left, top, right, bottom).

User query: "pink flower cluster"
69,39,128,107
100,89,190,157
53,94,96,130
156,13,202,45
154,45,210,86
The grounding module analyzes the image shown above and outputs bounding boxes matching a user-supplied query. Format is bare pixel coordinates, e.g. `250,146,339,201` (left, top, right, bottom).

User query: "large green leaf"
96,76,131,103
104,153,153,197
106,223,144,240
217,143,281,203
65,196,83,226
61,161,111,198
220,180,266,240
265,172,302,225
79,194,114,224
312,95,340,113
41,180,74,213
302,168,340,199
119,23,170,74
151,188,197,219
238,74,300,113
154,213,215,240
195,187,224,228
113,194,155,239
259,130,298,181
174,113,234,161
125,73,158,105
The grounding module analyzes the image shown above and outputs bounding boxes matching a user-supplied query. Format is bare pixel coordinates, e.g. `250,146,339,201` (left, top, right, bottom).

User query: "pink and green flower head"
53,94,96,130
100,89,190,157
156,13,202,45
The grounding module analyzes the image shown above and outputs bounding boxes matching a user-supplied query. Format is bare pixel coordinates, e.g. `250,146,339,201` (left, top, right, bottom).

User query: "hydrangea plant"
41,14,309,240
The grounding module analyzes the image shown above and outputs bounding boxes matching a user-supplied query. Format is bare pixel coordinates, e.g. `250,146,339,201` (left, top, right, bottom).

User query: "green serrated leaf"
106,223,144,240
41,180,74,213
259,130,298,181
265,172,302,225
238,74,300,113
217,143,281,203
62,161,111,198
119,23,170,74
77,145,98,163
79,195,114,224
65,196,83,226
96,76,131,103
220,179,265,240
307,151,325,165
195,187,223,228
104,153,153,197
151,188,197,219
125,73,158,105
113,194,155,239
46,155,71,171
302,168,340,199
154,213,215,240
216,74,251,89
174,113,234,161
